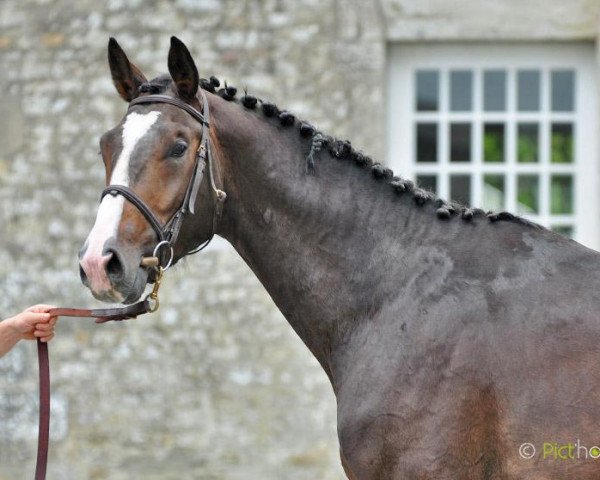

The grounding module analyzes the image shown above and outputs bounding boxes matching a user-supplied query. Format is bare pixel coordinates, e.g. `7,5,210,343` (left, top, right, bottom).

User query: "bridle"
101,90,227,275
33,89,226,480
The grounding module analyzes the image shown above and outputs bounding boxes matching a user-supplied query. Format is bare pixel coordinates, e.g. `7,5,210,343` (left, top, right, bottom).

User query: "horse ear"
168,36,199,100
107,37,147,102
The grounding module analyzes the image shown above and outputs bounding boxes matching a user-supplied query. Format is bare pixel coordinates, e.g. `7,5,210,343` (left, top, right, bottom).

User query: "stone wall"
0,0,597,478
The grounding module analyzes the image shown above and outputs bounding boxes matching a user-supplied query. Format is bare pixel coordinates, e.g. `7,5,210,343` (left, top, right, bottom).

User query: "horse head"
79,37,220,303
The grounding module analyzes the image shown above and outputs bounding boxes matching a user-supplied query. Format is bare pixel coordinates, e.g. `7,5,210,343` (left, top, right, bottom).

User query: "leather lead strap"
35,302,152,479
35,340,49,480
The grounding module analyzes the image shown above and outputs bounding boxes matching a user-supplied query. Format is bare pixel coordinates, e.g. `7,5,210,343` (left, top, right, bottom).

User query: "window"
387,43,599,249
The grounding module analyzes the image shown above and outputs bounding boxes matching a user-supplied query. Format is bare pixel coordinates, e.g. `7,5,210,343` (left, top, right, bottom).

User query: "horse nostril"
106,251,124,280
79,264,88,285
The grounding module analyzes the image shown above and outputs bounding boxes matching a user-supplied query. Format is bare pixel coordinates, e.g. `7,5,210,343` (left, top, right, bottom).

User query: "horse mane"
140,75,544,230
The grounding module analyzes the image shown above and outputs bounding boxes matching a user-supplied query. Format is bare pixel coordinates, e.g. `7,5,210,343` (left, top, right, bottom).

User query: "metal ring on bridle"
152,240,174,271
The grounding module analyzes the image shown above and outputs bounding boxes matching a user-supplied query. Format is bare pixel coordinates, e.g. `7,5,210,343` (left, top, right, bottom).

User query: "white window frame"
387,42,599,250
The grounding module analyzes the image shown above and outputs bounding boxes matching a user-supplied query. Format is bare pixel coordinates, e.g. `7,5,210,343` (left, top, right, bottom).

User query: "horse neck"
210,98,437,376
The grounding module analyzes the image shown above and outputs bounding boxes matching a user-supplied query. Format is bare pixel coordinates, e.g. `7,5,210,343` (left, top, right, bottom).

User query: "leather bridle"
102,90,226,270
33,89,226,480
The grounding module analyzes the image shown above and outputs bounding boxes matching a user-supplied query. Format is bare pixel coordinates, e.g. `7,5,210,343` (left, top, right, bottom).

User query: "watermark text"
519,440,600,461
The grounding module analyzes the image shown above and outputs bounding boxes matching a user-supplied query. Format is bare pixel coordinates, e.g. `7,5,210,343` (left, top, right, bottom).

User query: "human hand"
7,304,58,342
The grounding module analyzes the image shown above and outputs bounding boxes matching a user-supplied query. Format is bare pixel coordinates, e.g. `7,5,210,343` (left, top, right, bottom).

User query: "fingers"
34,323,55,342
37,332,55,343
9,306,58,340
26,304,57,314
22,312,53,327
35,322,55,332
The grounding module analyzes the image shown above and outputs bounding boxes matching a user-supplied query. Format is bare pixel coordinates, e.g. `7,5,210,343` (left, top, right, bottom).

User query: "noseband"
100,91,226,270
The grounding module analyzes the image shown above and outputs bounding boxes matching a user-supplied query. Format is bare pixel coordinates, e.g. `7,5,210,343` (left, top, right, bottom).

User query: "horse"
78,36,600,479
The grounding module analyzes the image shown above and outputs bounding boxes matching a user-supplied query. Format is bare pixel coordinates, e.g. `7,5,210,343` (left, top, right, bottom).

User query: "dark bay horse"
78,37,600,479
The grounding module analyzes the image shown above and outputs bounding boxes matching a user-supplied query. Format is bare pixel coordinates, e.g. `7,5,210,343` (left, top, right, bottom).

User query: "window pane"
483,174,505,211
517,70,541,112
416,175,437,194
450,174,471,206
416,123,437,163
484,123,505,163
416,70,439,111
450,70,473,111
517,175,539,214
450,123,471,162
551,175,574,214
517,123,539,163
551,70,575,112
483,70,506,112
551,225,574,238
551,123,574,164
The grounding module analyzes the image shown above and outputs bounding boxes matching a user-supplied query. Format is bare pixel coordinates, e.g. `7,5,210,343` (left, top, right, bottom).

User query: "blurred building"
384,3,600,250
388,41,598,249
0,0,599,479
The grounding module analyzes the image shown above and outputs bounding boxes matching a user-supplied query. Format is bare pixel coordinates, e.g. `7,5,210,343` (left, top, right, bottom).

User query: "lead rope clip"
145,266,164,313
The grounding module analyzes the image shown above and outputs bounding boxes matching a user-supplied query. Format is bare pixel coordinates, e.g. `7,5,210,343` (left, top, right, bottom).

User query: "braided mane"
140,75,544,230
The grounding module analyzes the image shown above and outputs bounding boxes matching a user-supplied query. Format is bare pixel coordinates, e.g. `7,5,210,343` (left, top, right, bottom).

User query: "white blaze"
81,111,160,290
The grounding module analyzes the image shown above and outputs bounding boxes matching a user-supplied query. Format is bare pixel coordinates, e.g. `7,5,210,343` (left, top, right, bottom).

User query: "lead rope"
35,270,166,480
35,340,49,480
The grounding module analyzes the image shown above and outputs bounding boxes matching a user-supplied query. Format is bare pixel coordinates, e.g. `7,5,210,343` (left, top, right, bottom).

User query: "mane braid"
279,111,295,127
306,133,325,173
198,76,547,232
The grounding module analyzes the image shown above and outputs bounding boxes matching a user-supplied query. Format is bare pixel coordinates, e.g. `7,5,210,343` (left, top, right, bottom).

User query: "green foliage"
518,131,538,163
551,130,573,164
484,130,503,162
517,176,538,213
551,175,573,214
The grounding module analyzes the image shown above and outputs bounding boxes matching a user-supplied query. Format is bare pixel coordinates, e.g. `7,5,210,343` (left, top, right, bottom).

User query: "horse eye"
170,142,188,158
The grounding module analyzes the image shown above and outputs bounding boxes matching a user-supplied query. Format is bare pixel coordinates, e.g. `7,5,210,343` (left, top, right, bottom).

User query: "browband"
129,94,209,126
